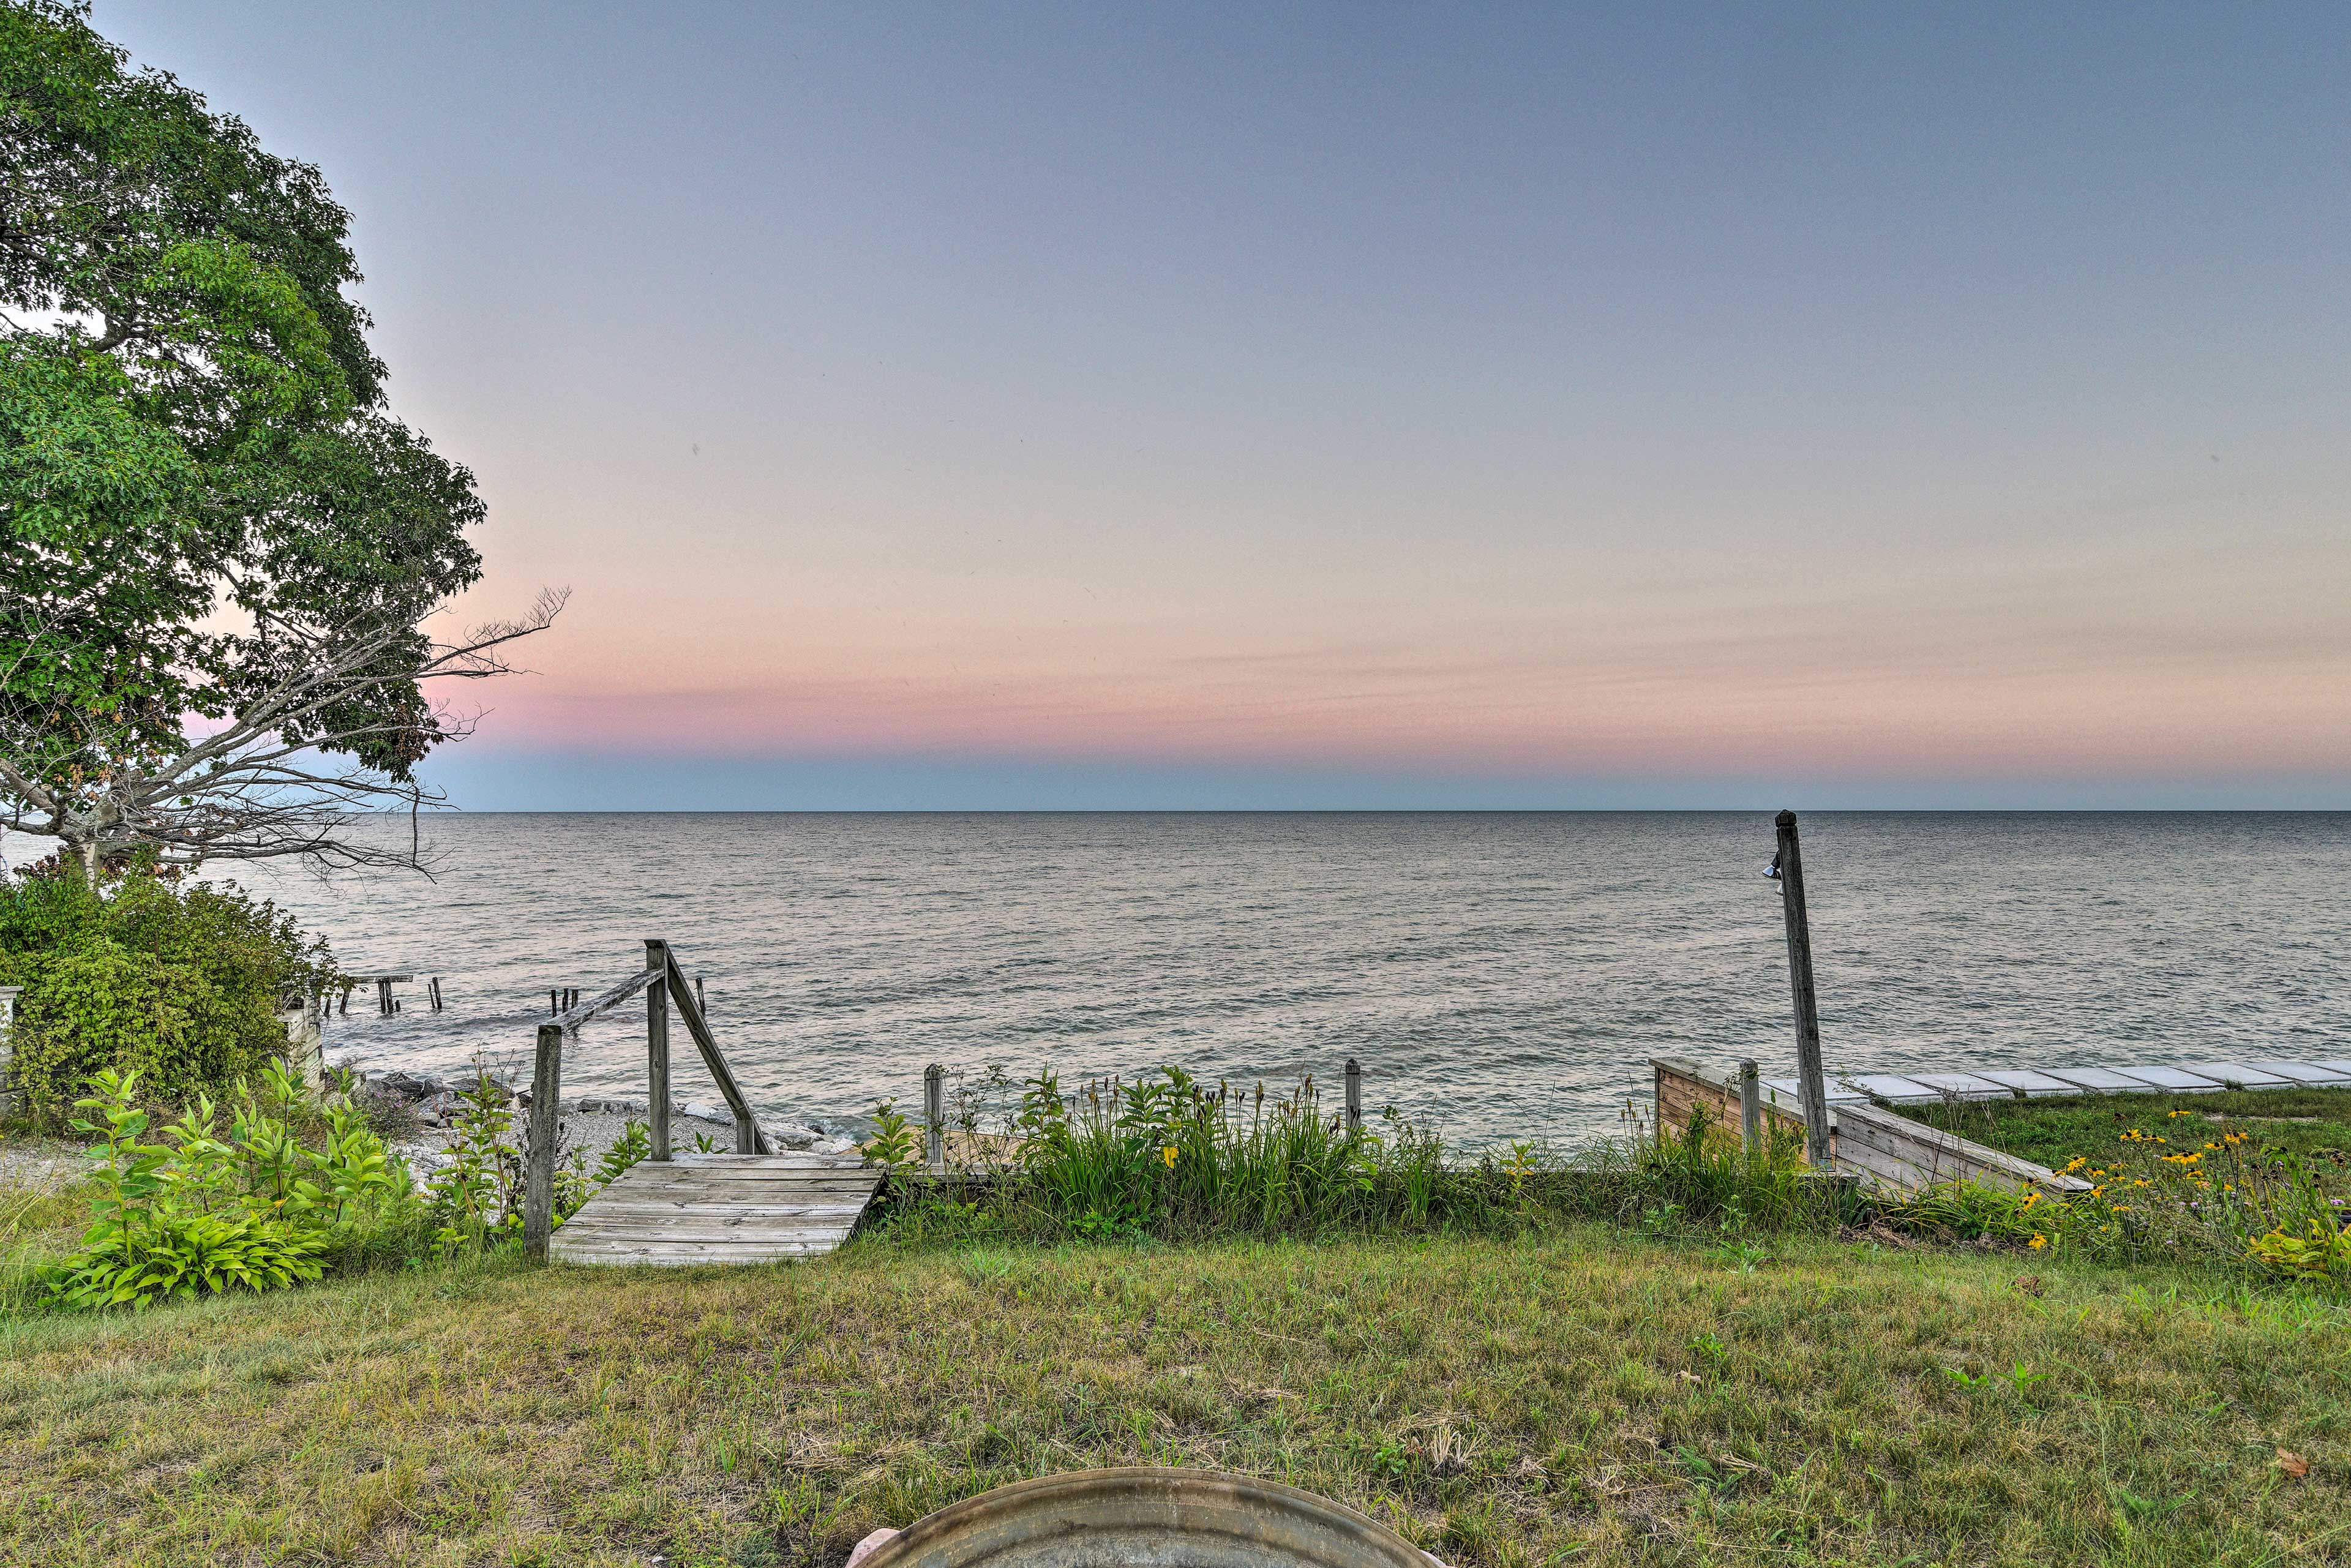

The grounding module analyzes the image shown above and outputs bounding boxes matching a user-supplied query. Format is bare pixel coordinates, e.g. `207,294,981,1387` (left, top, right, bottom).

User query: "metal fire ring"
852,1468,1435,1568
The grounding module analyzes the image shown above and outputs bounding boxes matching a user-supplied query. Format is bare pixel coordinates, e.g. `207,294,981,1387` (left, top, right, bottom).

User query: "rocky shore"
336,1061,864,1180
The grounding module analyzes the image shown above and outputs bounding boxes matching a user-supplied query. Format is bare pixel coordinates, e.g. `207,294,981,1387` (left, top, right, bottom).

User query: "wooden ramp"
550,1150,882,1267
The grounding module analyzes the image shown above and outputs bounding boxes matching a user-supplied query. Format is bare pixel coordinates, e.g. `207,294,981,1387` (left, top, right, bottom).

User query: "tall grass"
871,1067,1838,1243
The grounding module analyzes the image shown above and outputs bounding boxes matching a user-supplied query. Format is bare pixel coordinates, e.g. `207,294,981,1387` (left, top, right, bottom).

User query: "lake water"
137,812,2351,1147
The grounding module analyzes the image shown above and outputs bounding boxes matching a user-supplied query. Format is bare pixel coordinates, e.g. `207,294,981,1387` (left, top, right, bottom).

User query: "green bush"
43,1065,385,1310
0,871,334,1117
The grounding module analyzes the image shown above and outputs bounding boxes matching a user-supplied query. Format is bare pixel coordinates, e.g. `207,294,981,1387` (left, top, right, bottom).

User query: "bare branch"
2,588,565,879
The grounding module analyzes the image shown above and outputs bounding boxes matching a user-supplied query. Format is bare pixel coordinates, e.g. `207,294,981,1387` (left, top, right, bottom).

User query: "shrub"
0,870,335,1116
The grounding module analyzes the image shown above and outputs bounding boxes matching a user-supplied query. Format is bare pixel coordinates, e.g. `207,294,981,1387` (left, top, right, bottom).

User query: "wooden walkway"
1659,1054,2351,1199
549,1150,882,1267
1758,1057,2351,1110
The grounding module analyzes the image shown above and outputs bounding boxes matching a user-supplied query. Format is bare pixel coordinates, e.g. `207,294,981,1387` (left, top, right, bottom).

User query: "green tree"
0,1,556,877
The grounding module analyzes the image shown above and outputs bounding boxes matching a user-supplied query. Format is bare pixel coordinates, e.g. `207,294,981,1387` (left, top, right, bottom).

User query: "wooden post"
549,988,559,1017
377,978,392,1015
1739,1058,1761,1152
923,1063,945,1173
1344,1058,1362,1129
523,1021,563,1262
696,974,706,1016
1774,809,1832,1166
645,940,672,1161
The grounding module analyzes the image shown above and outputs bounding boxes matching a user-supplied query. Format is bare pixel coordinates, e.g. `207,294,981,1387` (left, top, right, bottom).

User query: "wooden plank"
558,1214,858,1236
550,1237,836,1255
2037,1067,2148,1093
2110,1065,2224,1092
2251,1061,2351,1084
582,1182,871,1199
550,1245,833,1267
1905,1072,2014,1101
666,1152,865,1169
556,1226,856,1245
550,1233,839,1253
1761,1076,1865,1106
1847,1073,1941,1103
555,964,664,1035
1834,1102,2091,1195
2180,1062,2295,1089
597,1166,874,1175
1830,1136,1943,1194
577,1204,871,1221
604,1162,872,1180
1975,1069,2082,1097
1834,1114,1975,1180
550,1239,859,1264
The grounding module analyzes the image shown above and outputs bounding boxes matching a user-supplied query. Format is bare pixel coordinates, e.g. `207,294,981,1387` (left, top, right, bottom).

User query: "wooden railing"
522,937,771,1261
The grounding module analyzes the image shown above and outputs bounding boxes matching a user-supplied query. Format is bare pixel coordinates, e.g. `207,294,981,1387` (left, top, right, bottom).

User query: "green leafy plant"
42,1068,334,1310
593,1119,652,1186
2248,1220,2351,1284
861,1098,921,1171
425,1073,520,1259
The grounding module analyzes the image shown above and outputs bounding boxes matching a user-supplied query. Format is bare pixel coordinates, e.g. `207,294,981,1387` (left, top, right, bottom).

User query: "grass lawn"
0,1226,2344,1567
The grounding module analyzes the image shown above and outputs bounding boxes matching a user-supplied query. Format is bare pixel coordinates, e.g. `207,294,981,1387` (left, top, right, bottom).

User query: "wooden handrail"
522,936,771,1261
553,965,662,1033
659,943,770,1154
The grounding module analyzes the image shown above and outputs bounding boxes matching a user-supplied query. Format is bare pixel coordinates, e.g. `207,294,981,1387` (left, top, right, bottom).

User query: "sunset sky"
99,2,2350,808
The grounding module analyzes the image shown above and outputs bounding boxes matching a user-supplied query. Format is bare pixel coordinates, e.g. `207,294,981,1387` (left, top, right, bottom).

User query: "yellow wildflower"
1161,1145,1179,1168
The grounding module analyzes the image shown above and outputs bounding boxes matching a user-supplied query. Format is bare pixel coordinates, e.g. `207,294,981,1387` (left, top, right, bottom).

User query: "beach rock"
772,1125,817,1150
814,1136,857,1157
680,1100,733,1127
395,1144,454,1179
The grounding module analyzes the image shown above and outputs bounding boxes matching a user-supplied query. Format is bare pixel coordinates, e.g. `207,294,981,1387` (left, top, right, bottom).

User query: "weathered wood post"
696,974,706,1016
549,988,560,1017
924,1063,945,1174
645,940,672,1161
1344,1058,1362,1129
1738,1058,1761,1153
0,985,21,1118
1774,809,1833,1166
523,1021,563,1262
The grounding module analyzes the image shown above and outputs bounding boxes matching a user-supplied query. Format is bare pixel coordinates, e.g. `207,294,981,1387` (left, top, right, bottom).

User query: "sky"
92,2,2351,809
